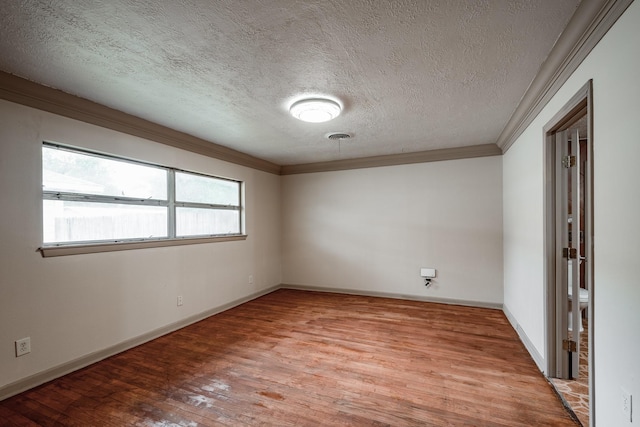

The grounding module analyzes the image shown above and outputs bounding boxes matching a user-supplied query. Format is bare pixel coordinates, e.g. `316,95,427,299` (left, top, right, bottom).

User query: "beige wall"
0,100,282,392
282,157,504,305
503,1,640,424
1,101,504,396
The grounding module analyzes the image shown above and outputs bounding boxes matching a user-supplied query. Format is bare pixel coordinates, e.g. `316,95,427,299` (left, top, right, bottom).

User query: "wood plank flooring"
0,289,578,426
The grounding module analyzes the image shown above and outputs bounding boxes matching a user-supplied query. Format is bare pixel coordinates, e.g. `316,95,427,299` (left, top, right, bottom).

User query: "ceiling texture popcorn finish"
0,1,580,166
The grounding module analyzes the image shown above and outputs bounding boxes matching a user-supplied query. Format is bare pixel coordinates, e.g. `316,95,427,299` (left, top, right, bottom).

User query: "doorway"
544,80,593,426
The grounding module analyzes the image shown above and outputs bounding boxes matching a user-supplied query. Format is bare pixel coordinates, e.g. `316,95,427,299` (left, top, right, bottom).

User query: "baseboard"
281,283,503,310
0,284,280,401
503,304,545,372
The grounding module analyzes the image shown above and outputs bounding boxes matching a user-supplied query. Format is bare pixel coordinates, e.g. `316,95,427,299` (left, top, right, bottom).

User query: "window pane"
43,146,167,199
43,200,168,243
175,172,239,205
176,207,240,236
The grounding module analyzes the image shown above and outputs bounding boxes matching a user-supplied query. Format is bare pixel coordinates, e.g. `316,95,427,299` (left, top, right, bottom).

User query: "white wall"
502,112,547,357
0,100,282,392
503,1,640,425
282,156,503,305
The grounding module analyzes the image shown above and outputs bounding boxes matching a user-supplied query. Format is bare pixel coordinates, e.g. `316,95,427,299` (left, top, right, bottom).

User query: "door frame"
543,80,594,421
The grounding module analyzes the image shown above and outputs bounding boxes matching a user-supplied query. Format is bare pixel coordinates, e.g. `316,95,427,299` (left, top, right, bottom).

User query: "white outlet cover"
15,337,31,357
420,268,436,278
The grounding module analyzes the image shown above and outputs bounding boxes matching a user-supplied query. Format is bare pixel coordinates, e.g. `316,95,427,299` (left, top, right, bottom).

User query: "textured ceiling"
0,1,580,165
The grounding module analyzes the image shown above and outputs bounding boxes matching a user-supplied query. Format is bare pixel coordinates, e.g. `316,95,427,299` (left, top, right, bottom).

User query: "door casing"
543,80,594,422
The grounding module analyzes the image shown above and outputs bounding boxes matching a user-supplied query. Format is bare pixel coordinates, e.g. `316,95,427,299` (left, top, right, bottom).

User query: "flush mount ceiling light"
289,98,341,123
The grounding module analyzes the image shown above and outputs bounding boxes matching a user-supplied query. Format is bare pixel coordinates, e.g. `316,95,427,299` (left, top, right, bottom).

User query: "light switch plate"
622,388,632,422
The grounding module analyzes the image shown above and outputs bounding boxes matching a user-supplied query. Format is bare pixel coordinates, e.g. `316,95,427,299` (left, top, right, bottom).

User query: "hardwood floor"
0,289,578,426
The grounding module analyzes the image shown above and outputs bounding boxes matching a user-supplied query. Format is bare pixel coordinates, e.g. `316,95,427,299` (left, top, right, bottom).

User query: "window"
42,143,243,250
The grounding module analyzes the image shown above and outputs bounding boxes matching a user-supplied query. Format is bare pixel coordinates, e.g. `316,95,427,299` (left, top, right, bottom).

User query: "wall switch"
177,295,183,306
15,337,31,357
622,388,632,422
420,268,436,278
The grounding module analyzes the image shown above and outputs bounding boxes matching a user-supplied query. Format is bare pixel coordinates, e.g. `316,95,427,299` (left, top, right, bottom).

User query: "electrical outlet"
248,275,254,285
15,337,31,357
622,388,632,422
177,295,183,306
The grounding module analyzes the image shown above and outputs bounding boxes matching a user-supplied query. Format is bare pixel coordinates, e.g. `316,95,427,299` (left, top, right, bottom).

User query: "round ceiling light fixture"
289,98,341,123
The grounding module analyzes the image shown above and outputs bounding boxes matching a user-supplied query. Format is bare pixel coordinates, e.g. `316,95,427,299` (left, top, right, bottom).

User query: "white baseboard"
281,283,504,310
503,304,545,372
0,285,280,401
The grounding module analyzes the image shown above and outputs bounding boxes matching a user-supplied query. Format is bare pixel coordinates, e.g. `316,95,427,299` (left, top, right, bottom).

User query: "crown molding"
0,71,282,175
4,0,630,173
0,70,499,176
280,144,501,175
497,0,634,153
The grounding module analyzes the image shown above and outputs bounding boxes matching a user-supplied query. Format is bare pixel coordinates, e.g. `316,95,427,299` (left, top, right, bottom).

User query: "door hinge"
563,339,577,352
562,155,576,168
563,247,578,259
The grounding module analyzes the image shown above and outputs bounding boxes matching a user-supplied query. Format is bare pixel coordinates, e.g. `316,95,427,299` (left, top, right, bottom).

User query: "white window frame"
40,142,246,257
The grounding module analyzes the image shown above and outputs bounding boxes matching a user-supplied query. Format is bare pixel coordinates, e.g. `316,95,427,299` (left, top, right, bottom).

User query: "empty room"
0,1,639,426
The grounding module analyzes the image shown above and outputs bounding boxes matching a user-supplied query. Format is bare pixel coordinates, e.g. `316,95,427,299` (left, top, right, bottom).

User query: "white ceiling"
0,1,580,166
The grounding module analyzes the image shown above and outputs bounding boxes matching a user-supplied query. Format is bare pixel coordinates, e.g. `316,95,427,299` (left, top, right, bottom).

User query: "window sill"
39,235,248,257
